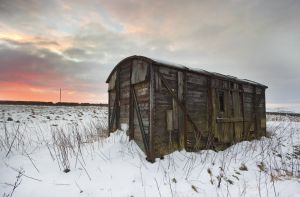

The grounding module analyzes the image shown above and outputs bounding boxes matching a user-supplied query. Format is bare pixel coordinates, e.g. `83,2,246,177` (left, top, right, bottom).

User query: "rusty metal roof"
106,55,268,88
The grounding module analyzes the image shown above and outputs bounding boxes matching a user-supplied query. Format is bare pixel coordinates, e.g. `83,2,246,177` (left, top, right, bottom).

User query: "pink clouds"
0,0,299,108
0,38,108,103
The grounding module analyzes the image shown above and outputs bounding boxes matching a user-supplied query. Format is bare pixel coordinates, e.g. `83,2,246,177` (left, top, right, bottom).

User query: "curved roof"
106,55,268,88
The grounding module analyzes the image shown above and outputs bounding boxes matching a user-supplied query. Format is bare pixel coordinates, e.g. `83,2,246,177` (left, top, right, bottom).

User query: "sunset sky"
0,0,299,110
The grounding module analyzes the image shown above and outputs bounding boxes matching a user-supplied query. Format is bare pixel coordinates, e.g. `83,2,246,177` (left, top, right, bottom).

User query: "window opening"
219,91,225,112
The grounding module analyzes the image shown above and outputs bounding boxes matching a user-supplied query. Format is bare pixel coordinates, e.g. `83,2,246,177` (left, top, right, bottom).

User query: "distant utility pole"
59,88,61,103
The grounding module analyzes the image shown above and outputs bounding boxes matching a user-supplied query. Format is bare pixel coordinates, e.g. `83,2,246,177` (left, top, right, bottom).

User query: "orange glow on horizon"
0,82,107,103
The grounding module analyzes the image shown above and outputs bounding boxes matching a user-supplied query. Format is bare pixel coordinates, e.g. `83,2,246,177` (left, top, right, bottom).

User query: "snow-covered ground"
0,105,299,197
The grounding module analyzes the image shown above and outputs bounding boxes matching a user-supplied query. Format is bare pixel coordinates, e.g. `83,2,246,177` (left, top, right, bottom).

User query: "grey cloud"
0,0,299,108
0,0,59,32
0,39,108,93
63,47,91,60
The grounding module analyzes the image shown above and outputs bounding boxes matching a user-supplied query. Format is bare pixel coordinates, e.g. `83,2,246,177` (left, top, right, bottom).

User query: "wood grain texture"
107,56,267,160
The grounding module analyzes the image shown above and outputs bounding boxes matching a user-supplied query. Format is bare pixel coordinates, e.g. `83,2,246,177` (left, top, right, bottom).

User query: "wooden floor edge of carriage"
106,55,268,162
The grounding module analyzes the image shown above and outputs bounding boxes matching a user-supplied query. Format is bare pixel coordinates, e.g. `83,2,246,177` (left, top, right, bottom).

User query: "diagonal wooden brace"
156,71,203,145
132,87,150,155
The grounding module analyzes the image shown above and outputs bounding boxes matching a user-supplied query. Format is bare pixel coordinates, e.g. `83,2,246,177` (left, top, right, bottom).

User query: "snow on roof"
106,55,268,88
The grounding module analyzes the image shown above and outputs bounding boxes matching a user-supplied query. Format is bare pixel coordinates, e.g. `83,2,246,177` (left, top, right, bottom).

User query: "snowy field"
0,105,299,197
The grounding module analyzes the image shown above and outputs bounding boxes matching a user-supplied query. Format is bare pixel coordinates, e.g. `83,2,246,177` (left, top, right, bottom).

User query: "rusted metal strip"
156,71,203,145
132,87,150,154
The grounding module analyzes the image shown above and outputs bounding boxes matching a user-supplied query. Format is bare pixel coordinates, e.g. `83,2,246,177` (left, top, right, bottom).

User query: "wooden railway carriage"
106,55,267,162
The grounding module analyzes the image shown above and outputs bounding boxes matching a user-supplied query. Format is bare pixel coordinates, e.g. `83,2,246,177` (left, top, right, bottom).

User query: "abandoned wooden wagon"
106,55,267,162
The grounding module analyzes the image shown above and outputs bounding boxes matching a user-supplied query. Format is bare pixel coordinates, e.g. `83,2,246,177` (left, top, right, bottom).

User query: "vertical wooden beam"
129,62,134,140
262,90,267,136
173,98,178,130
149,63,155,161
109,97,117,132
241,88,245,139
183,71,187,148
230,87,235,143
108,90,111,134
206,77,213,148
116,68,120,129
177,71,184,149
211,82,217,144
253,86,258,137
252,85,256,138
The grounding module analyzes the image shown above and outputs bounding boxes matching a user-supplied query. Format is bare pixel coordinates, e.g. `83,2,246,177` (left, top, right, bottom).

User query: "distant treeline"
0,100,108,107
266,111,300,117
